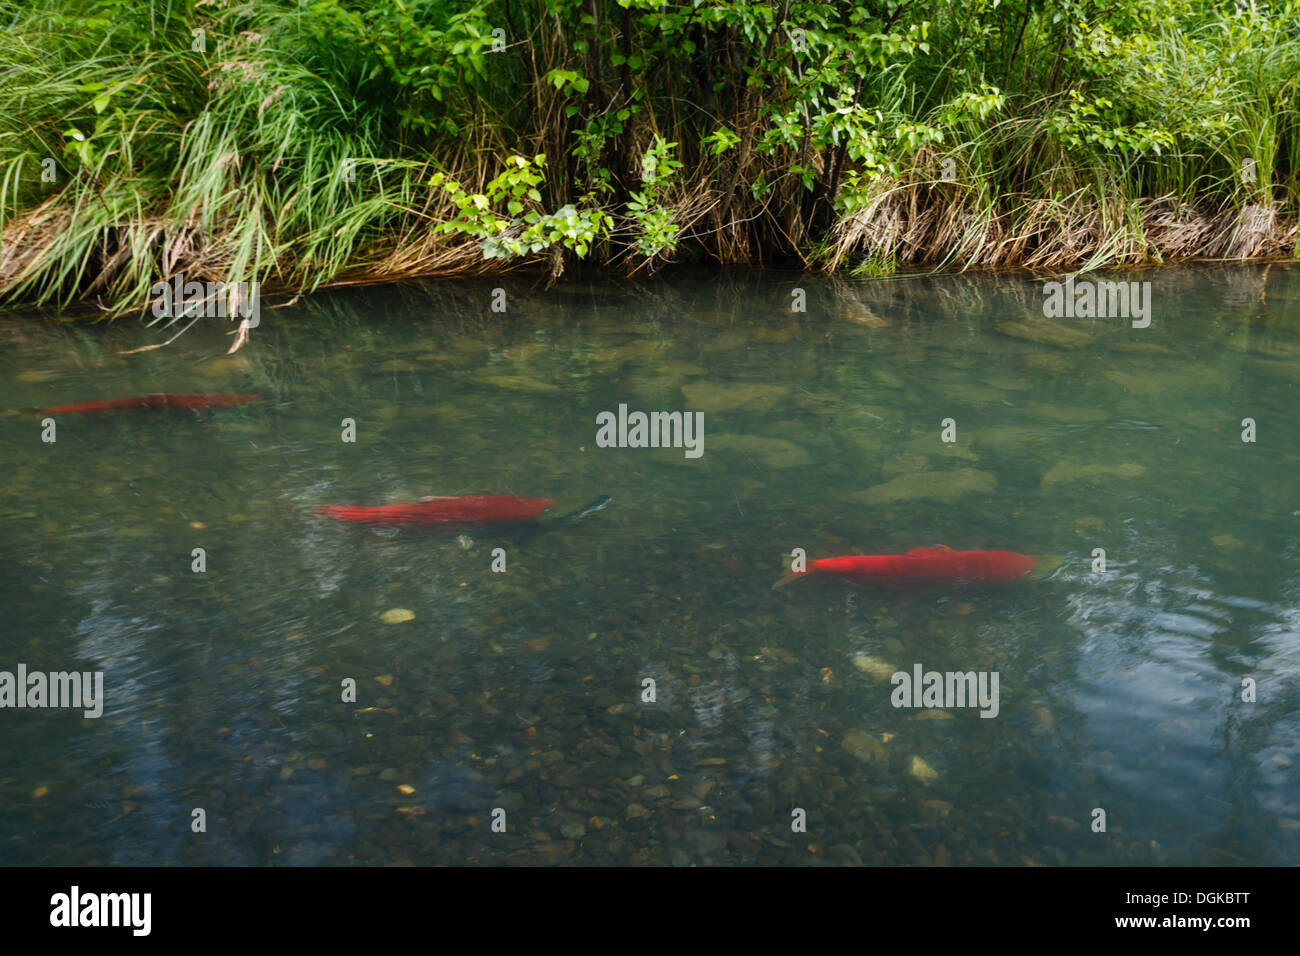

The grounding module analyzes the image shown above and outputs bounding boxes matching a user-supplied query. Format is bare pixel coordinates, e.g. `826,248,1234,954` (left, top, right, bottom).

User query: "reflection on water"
1,264,1298,865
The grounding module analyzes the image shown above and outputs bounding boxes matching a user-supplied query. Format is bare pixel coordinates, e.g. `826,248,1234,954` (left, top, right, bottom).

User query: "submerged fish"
40,393,261,415
775,546,1036,589
315,493,611,529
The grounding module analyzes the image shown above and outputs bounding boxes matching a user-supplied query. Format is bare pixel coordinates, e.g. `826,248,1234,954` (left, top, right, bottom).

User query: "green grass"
1,0,1297,320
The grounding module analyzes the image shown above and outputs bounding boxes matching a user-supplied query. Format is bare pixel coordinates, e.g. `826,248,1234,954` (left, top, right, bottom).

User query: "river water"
1,264,1297,865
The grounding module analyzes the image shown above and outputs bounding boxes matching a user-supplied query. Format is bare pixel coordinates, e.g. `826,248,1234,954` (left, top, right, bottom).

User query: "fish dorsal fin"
907,545,953,556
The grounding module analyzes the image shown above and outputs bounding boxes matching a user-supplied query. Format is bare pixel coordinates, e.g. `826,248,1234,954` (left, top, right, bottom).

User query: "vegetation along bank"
1,0,1297,319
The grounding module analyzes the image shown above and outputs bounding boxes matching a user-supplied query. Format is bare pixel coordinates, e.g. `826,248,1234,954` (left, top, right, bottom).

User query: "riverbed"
1,264,1297,865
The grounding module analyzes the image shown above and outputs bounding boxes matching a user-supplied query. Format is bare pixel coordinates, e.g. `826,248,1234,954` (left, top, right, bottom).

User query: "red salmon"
315,494,611,529
41,393,261,415
775,546,1036,589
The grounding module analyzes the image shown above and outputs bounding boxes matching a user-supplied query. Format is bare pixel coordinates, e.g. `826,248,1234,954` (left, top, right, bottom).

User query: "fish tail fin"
774,552,821,589
1030,554,1066,579
771,571,799,590
772,568,814,590
538,494,612,525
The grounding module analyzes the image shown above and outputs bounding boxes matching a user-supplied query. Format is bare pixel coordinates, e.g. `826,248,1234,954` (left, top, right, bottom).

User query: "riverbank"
2,0,1297,319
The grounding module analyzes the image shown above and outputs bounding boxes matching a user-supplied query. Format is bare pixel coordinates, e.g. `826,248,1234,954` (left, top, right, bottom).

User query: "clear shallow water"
1,264,1297,866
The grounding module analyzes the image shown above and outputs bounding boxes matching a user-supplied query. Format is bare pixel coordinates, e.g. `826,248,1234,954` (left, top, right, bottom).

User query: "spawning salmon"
314,494,611,529
40,393,261,415
775,546,1036,589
